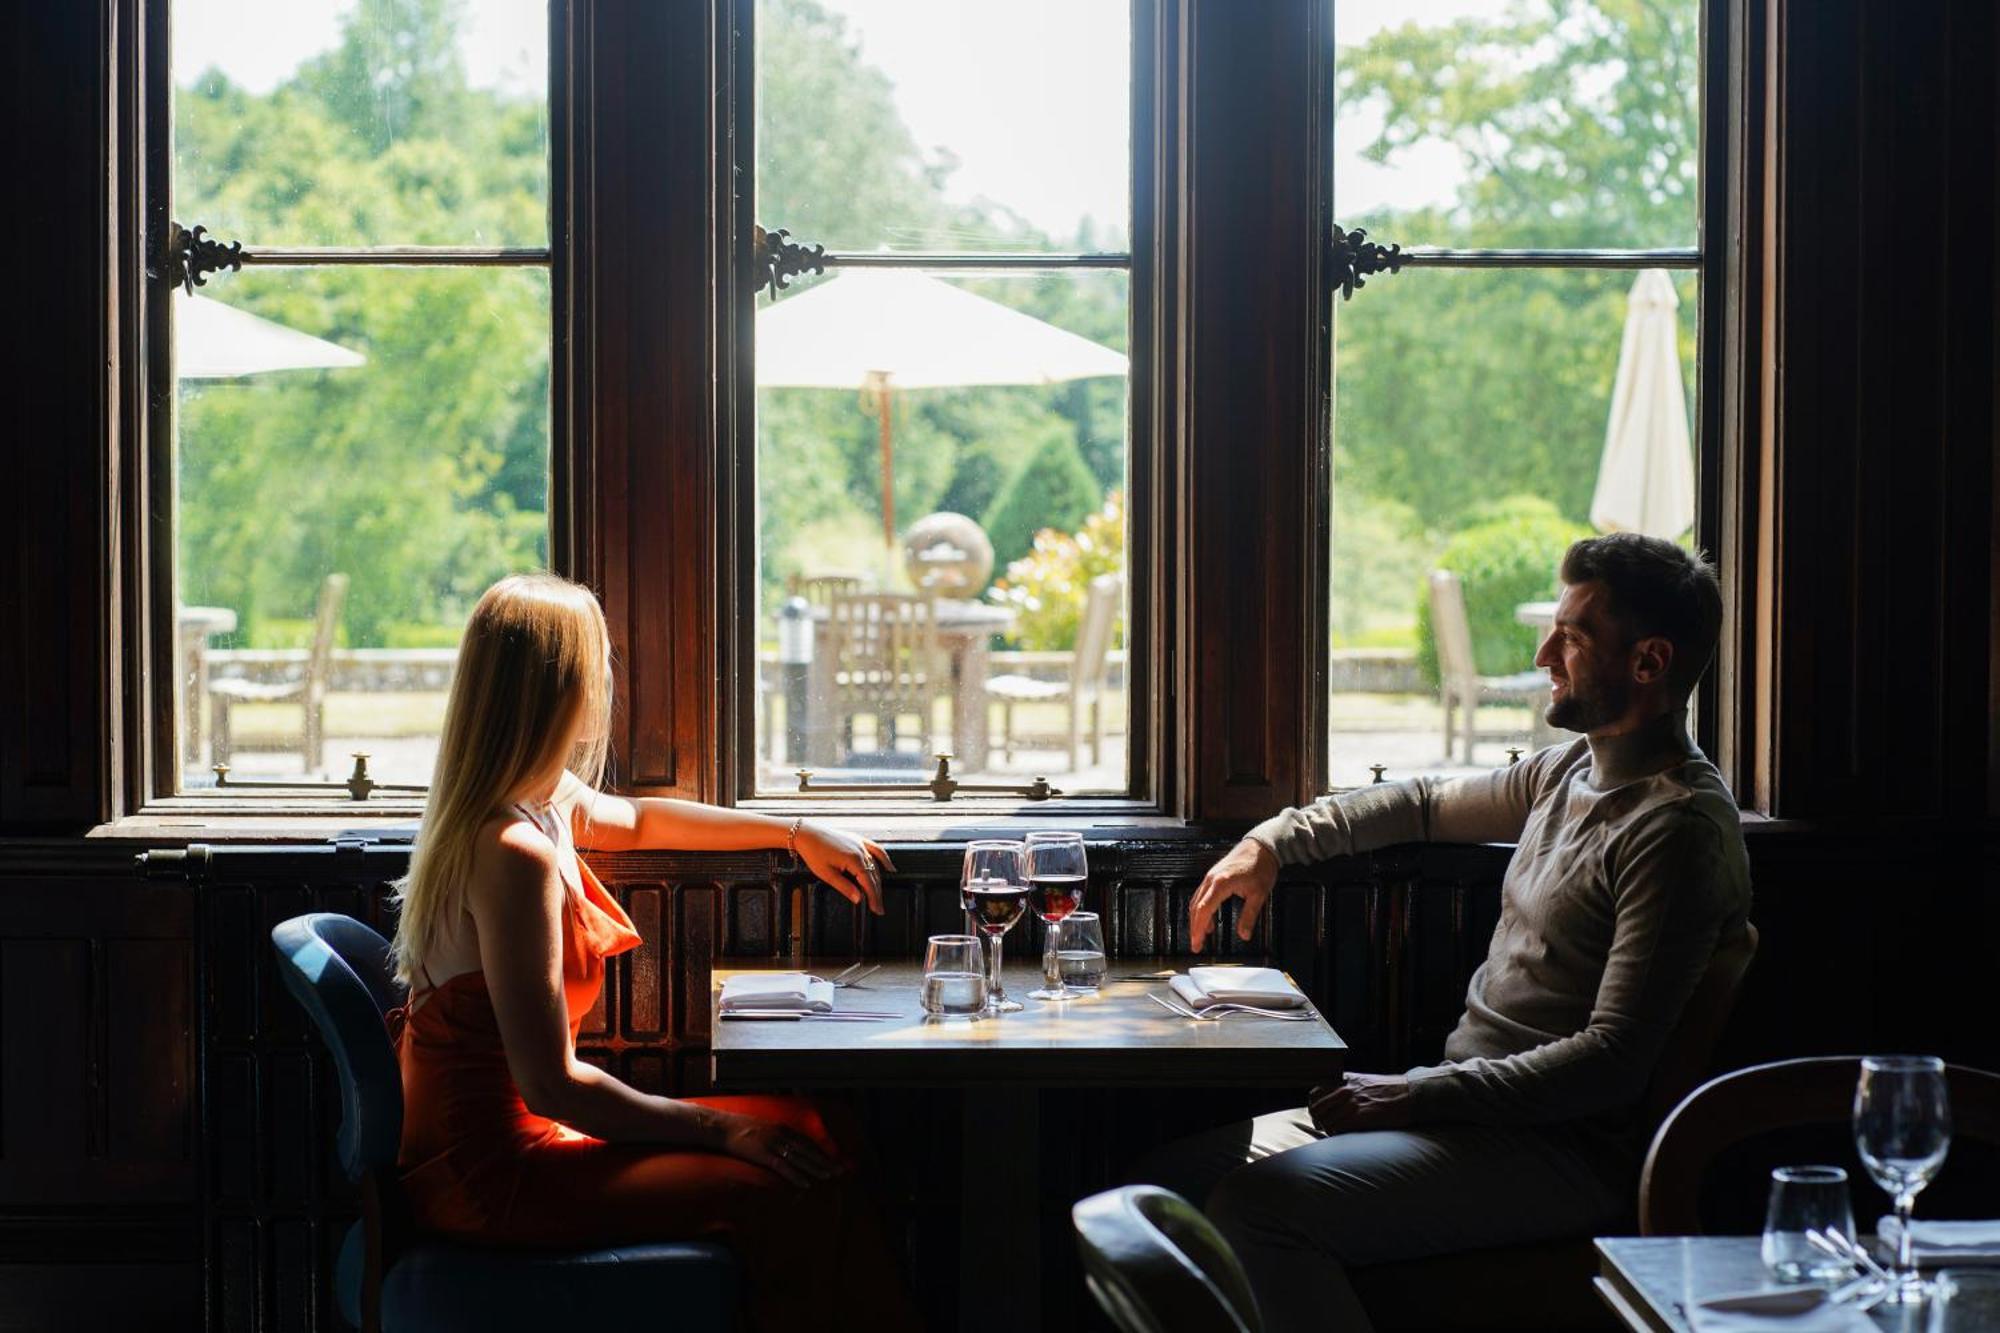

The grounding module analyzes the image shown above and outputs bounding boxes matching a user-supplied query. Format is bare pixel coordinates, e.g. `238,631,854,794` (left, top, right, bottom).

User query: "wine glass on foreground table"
1025,831,1088,1000
1855,1054,1952,1304
960,840,1028,1014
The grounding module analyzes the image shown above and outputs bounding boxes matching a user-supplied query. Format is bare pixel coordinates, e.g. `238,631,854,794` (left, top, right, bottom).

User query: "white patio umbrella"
756,268,1128,547
174,289,365,379
1589,268,1695,539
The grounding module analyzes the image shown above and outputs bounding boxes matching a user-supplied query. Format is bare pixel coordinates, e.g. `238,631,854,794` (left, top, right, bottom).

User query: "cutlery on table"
1147,993,1313,1022
1806,1228,1897,1286
1116,970,1177,981
821,962,881,988
721,1009,898,1021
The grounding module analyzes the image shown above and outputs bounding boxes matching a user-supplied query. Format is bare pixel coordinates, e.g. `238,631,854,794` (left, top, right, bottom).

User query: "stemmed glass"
1854,1054,1952,1304
960,840,1028,1014
1024,831,1088,1001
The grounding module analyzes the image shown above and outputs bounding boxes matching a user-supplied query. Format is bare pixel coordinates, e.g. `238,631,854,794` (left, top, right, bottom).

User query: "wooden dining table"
712,958,1347,1333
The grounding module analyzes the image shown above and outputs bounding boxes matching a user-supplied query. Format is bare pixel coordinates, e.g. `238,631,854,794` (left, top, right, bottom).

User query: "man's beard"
1546,676,1627,732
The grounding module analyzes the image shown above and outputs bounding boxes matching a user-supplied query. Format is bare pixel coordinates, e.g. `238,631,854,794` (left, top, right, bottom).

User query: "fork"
822,962,882,988
1147,993,1314,1022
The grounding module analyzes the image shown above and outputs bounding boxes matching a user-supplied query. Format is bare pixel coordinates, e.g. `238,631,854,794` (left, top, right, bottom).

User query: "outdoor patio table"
803,599,1016,771
712,958,1346,1333
178,604,238,768
1595,1236,1930,1333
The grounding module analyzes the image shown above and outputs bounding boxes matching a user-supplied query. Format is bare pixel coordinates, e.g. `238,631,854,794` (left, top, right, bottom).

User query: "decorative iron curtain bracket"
161,220,246,295
753,224,827,295
1329,223,1405,301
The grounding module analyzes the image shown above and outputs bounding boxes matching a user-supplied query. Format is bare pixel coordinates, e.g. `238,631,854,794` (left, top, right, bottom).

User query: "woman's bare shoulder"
464,810,563,919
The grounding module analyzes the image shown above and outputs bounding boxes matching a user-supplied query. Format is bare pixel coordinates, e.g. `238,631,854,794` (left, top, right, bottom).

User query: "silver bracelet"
784,816,805,863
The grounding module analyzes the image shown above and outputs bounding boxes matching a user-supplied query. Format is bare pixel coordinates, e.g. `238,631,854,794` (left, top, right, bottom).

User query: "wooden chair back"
788,571,865,608
1070,572,1125,701
1428,569,1480,687
305,573,350,707
1640,1056,2000,1235
827,592,939,728
1638,921,1759,1129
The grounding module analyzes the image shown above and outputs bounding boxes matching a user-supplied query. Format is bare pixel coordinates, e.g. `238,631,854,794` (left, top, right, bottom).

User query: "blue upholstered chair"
1072,1185,1263,1333
270,912,735,1332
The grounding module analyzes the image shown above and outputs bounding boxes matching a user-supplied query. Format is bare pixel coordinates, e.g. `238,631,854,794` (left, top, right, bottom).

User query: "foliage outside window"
749,0,1134,798
168,0,550,793
1326,0,1703,787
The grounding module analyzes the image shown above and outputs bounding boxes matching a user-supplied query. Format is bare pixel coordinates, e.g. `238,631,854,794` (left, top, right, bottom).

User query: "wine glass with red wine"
960,840,1028,1015
1024,831,1088,1000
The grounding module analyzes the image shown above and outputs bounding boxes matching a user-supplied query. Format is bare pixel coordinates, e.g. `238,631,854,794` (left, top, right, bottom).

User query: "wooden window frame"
83,0,1767,830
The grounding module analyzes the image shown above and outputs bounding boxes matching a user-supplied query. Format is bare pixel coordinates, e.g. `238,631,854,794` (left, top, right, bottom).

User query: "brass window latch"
794,753,1060,803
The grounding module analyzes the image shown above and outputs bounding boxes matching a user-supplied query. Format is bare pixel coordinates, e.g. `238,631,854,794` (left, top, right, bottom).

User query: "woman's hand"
714,1113,842,1188
793,823,896,915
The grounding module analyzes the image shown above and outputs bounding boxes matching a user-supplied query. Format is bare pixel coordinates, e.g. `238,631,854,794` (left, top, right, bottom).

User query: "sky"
172,0,1521,239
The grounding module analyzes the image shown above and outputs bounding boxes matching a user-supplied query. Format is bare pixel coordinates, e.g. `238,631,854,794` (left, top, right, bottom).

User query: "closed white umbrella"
175,289,365,379
757,269,1127,546
1589,269,1695,539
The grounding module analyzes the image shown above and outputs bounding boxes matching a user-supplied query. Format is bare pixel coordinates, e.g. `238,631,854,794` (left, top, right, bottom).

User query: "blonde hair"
390,573,612,986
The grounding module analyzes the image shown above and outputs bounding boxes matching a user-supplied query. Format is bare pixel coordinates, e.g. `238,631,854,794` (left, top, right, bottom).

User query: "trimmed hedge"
1416,496,1590,687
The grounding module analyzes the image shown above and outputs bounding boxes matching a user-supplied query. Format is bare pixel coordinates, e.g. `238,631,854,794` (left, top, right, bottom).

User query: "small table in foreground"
1596,1237,1929,1333
713,959,1346,1332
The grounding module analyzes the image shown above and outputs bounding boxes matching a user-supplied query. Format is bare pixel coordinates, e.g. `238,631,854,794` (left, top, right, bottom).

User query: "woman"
390,573,916,1331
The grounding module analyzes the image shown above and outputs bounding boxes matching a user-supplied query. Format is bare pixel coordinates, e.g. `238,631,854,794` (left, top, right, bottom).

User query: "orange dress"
393,849,914,1332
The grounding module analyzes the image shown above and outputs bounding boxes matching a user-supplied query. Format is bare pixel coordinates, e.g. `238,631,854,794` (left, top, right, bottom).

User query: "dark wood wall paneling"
49,833,1979,1332
1766,0,1997,819
1182,0,1332,818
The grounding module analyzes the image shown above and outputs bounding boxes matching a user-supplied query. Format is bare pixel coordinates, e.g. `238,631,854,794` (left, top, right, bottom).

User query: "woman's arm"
466,823,838,1185
559,773,894,913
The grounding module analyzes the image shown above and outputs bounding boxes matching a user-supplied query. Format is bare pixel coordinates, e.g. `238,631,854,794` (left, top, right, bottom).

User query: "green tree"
983,428,1098,571
1332,0,1700,538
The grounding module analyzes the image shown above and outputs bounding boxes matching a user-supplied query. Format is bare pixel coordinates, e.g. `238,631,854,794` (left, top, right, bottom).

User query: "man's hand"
1188,838,1279,952
1307,1073,1414,1134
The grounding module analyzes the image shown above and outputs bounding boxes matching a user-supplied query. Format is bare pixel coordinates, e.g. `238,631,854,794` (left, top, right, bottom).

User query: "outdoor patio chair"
826,590,941,758
986,571,1124,772
787,570,867,607
210,572,348,772
1428,569,1550,765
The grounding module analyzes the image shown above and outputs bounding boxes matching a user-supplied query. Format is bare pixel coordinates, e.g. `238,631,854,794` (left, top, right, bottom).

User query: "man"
1138,534,1751,1333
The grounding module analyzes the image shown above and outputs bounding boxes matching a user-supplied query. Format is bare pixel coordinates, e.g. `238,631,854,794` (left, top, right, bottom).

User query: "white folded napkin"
1168,967,1306,1009
1876,1216,2000,1267
718,972,834,1013
1688,1288,1875,1333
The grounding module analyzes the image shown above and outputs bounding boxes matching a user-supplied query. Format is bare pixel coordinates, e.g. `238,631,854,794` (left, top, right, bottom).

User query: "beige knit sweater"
1246,710,1750,1127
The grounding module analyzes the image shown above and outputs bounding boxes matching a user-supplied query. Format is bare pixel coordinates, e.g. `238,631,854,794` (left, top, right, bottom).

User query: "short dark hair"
1559,533,1722,696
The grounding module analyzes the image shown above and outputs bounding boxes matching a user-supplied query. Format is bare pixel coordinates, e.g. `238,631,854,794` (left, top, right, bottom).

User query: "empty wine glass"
1025,831,1087,1000
960,840,1028,1015
1855,1054,1952,1304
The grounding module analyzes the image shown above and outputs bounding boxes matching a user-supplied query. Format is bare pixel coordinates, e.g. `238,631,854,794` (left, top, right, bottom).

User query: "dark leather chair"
270,912,735,1332
1347,922,1760,1332
1641,1055,2000,1236
1074,1185,1263,1333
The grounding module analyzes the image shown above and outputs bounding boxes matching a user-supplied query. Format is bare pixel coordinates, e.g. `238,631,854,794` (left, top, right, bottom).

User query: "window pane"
1334,0,1699,250
174,267,551,790
751,269,1131,795
1327,267,1700,786
173,0,549,248
755,0,1129,254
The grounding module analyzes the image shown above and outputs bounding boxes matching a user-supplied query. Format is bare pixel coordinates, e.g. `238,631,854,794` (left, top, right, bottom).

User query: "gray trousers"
1130,1107,1633,1333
